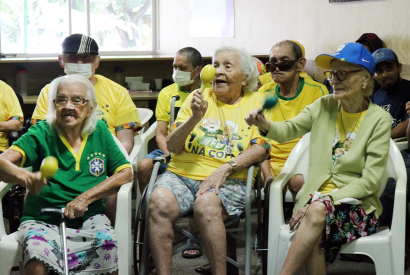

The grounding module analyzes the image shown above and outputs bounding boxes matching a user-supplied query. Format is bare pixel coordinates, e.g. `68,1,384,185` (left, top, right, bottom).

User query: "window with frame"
0,0,155,58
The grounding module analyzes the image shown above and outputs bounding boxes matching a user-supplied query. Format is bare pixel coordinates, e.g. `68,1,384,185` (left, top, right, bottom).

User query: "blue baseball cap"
372,48,398,65
315,43,375,75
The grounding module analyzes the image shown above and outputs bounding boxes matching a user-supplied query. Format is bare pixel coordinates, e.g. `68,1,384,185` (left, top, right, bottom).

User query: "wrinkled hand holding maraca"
192,65,216,121
25,156,58,196
245,95,278,133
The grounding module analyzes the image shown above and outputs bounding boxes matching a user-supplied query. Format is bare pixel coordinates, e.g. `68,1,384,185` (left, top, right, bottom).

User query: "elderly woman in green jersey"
246,43,391,275
0,75,132,275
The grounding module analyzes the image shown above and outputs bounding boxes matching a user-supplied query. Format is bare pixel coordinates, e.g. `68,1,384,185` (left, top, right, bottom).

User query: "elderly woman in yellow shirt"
148,46,270,275
246,43,391,275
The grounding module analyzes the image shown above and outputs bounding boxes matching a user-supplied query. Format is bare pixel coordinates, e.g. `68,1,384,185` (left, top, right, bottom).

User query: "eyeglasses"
53,95,89,107
63,54,96,64
265,58,299,72
324,70,362,82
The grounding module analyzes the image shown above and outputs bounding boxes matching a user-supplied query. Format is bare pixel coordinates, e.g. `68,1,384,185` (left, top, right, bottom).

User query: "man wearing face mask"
259,40,328,196
31,34,141,224
138,47,208,259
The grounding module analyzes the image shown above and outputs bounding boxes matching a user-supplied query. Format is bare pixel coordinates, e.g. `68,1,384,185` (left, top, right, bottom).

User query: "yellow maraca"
40,156,59,179
200,64,216,91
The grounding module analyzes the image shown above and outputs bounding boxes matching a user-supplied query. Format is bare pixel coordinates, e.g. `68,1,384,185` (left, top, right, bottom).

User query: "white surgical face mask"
172,67,197,86
64,63,93,79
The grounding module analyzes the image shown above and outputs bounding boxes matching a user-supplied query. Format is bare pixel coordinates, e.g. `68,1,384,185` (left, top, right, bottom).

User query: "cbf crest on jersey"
89,156,105,177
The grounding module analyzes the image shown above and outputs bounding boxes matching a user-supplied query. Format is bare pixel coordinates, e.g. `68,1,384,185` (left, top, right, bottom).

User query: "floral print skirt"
313,199,378,263
16,214,118,275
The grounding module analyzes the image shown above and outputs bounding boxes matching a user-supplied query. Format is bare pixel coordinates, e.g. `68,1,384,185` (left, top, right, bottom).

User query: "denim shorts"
143,149,167,174
153,171,252,217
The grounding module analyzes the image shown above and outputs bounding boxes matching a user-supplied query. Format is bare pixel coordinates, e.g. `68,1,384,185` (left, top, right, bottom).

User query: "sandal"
182,242,203,259
194,263,239,275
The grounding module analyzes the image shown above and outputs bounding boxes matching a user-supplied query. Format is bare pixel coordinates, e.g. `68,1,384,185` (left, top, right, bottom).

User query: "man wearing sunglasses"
258,40,328,197
30,34,141,224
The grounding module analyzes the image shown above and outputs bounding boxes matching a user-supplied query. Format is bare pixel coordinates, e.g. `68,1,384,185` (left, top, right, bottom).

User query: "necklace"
340,110,362,151
216,96,241,155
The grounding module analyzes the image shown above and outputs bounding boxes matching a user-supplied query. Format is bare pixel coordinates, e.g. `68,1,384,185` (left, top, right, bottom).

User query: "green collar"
178,84,196,93
275,77,305,101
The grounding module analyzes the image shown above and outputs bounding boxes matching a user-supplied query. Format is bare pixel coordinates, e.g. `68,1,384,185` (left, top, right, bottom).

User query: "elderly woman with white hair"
0,74,132,275
148,46,270,275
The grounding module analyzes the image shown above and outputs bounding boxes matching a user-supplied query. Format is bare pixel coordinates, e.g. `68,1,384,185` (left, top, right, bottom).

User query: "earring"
362,82,367,89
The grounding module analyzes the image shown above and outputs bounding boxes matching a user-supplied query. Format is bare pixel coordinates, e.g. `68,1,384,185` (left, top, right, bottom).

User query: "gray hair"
46,75,99,137
177,47,203,68
213,46,259,92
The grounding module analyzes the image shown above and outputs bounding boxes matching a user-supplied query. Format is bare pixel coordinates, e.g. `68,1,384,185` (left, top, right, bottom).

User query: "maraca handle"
200,83,207,91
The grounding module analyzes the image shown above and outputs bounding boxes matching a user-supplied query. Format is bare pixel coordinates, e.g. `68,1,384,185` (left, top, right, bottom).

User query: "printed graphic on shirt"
380,104,400,128
192,118,244,157
87,152,106,177
332,129,357,165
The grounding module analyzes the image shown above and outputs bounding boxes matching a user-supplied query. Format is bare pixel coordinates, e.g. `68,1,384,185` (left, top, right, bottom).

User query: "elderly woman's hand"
289,205,309,231
245,108,271,134
191,89,208,122
196,164,232,196
64,195,91,219
24,171,47,196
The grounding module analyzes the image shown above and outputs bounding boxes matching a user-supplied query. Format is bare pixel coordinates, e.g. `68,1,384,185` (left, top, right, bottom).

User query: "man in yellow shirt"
0,80,23,153
137,47,207,258
31,34,141,224
260,40,328,196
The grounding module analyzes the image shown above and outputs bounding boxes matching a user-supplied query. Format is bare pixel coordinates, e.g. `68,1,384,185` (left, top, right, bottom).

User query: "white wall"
158,0,410,64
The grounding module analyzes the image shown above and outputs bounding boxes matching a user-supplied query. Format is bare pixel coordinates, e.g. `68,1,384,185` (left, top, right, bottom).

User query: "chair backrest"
283,133,404,199
137,108,154,131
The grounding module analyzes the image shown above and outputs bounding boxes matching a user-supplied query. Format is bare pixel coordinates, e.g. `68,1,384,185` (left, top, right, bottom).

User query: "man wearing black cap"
372,48,410,139
31,34,141,223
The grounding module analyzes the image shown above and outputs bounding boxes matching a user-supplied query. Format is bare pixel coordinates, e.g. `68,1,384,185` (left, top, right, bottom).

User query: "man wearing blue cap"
372,48,410,139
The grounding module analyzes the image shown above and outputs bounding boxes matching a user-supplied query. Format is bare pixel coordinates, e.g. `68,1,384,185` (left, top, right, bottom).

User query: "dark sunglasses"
265,58,299,72
324,70,362,82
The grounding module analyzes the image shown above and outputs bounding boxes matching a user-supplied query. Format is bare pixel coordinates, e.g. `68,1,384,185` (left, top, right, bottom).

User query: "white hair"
46,75,99,137
213,46,259,92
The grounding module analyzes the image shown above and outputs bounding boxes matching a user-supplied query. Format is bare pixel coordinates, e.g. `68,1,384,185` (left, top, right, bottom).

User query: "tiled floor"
4,205,410,275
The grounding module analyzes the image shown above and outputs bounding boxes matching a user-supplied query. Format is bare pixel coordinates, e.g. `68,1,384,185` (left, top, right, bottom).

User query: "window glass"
89,0,152,51
0,0,68,54
0,0,153,55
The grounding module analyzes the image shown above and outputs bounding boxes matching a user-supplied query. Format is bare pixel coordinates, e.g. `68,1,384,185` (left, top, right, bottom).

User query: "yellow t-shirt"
166,89,270,181
0,81,24,152
155,83,211,132
259,76,328,177
31,75,141,135
318,109,367,194
258,71,313,86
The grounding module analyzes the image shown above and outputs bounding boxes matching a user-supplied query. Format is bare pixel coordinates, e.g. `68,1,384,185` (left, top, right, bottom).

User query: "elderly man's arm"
167,90,208,154
116,129,134,155
156,121,170,153
64,167,133,219
197,144,269,196
0,120,23,133
391,119,408,139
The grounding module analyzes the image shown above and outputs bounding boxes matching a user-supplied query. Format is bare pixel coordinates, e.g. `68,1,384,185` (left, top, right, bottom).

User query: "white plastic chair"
267,133,406,275
137,108,154,134
0,138,134,275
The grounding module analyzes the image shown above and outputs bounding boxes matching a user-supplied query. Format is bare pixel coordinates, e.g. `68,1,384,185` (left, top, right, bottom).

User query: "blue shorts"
143,149,167,174
153,171,252,217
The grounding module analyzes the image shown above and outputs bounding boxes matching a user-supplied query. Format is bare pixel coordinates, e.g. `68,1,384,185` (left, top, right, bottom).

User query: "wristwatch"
227,160,237,173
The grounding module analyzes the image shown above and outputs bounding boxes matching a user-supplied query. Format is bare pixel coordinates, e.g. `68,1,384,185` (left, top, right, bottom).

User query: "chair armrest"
130,121,158,167
115,181,133,275
0,182,14,239
153,153,172,165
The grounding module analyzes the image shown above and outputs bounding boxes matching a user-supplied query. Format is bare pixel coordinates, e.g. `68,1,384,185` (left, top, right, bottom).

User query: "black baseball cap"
62,34,99,55
356,33,383,54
